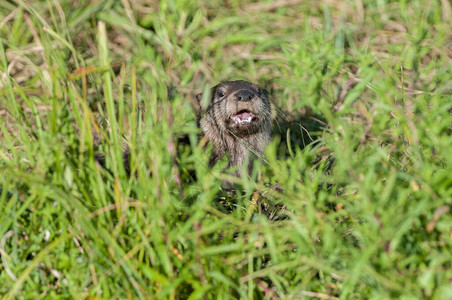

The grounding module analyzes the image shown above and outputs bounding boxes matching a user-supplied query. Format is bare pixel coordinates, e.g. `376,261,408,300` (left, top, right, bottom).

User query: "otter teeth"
231,111,254,125
232,116,252,124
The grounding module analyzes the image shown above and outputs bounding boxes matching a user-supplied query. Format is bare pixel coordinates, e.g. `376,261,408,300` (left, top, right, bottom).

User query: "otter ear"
196,88,213,110
194,90,211,117
196,93,203,104
193,93,203,118
262,88,269,97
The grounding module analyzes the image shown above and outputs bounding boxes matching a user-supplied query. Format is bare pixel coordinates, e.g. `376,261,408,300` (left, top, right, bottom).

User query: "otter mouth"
230,110,257,126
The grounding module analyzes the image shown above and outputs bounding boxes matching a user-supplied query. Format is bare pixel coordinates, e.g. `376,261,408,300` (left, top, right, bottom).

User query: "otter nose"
235,90,255,101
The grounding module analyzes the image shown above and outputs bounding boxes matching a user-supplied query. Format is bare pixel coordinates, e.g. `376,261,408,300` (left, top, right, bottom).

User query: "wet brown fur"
196,80,272,179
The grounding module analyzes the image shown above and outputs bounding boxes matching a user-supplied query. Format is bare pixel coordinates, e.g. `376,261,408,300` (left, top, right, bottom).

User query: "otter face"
197,80,271,137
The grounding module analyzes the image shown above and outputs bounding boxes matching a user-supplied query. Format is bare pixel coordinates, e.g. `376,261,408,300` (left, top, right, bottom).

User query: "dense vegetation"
1,0,451,299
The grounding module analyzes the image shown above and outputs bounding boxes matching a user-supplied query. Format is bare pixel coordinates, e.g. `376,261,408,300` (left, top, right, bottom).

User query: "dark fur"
196,80,272,179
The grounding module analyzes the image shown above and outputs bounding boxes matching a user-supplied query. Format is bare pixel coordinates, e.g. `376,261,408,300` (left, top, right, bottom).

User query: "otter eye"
218,91,225,97
256,88,261,95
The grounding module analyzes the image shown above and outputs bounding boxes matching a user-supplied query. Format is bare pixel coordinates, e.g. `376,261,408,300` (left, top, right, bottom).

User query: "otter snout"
235,89,255,101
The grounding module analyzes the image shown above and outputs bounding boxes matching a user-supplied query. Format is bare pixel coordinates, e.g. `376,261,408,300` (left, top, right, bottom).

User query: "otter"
95,81,272,185
196,80,272,180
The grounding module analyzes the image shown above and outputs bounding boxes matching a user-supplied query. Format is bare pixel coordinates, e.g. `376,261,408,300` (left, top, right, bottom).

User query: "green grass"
1,0,451,299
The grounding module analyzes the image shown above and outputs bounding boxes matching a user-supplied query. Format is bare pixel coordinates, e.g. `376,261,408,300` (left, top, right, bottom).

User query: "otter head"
196,80,272,181
196,80,271,138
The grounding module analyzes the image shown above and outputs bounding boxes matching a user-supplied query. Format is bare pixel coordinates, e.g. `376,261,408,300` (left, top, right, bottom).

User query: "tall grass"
1,0,451,299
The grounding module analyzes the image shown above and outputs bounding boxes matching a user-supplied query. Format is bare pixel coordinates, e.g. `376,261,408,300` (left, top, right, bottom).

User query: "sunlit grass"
1,0,451,299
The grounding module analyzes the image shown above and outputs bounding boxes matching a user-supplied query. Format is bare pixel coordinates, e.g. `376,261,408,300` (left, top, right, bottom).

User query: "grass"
1,0,451,299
